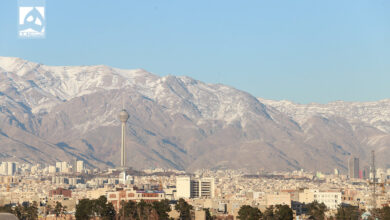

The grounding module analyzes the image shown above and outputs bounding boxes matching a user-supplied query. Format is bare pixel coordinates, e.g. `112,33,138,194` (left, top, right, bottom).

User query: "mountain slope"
0,57,389,172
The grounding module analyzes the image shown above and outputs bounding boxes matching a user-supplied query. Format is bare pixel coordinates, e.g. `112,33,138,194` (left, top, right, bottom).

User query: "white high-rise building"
7,162,16,176
0,162,17,176
119,171,126,184
55,161,71,173
48,165,57,173
56,162,62,172
0,162,8,175
175,176,215,199
176,176,191,199
61,161,68,173
76,160,84,173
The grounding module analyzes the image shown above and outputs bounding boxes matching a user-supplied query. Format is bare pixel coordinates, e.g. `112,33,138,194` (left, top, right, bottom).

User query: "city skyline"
0,1,389,219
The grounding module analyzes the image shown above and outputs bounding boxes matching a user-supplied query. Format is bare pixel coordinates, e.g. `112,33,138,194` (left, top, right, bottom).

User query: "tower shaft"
121,122,126,167
119,109,129,169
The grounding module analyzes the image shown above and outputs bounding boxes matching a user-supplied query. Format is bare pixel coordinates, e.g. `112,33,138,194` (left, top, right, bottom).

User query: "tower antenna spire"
122,94,124,109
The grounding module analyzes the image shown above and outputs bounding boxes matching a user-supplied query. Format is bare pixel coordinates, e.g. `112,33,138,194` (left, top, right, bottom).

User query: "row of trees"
118,199,171,220
237,203,330,220
237,201,390,220
75,196,116,220
0,197,193,220
371,206,390,219
3,197,388,220
0,202,38,220
237,204,293,220
334,205,390,220
75,196,188,220
117,198,196,220
0,201,67,220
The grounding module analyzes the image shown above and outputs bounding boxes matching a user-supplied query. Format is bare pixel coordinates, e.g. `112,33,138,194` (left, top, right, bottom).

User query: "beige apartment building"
266,192,291,207
107,189,165,210
299,189,341,209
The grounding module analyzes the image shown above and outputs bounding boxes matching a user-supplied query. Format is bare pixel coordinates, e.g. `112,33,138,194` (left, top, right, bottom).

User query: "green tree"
46,204,53,215
0,205,13,214
93,195,109,217
54,201,64,218
120,200,138,219
274,205,293,220
101,202,116,220
175,198,193,220
237,205,262,220
335,205,361,220
14,204,23,220
26,201,39,220
76,196,116,220
62,205,68,217
371,206,390,220
263,206,275,220
380,206,390,219
76,199,94,220
204,208,213,220
153,199,171,220
305,201,327,220
137,200,155,220
7,202,39,220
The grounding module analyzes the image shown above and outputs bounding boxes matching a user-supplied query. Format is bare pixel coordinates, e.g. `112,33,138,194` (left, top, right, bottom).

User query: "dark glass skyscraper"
348,157,359,179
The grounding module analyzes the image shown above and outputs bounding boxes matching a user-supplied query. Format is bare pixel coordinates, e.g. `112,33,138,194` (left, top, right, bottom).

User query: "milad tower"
119,109,129,168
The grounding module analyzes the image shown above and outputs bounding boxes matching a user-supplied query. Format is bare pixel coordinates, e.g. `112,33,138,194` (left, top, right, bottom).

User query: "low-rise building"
299,189,341,210
49,187,72,198
107,189,165,210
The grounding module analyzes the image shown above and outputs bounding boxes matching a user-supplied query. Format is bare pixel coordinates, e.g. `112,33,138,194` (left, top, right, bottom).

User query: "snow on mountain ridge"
0,57,270,126
2,57,390,171
260,98,390,133
0,57,159,113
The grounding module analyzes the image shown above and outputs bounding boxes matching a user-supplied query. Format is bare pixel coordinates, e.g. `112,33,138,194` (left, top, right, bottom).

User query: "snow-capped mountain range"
0,57,389,172
260,98,390,133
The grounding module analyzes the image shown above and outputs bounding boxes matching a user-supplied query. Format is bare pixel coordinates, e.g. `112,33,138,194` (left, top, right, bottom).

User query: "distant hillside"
0,57,389,172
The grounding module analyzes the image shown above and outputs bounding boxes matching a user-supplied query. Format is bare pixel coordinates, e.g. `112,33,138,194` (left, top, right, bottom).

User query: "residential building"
299,189,341,210
76,160,84,173
176,176,215,199
107,189,165,210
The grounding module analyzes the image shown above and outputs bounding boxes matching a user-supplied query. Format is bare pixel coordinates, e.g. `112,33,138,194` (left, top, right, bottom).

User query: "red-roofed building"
49,187,72,198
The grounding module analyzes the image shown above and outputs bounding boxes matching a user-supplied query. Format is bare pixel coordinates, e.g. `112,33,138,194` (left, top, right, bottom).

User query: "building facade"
49,187,72,198
176,176,215,199
107,189,165,210
76,160,84,173
299,189,341,210
348,157,359,179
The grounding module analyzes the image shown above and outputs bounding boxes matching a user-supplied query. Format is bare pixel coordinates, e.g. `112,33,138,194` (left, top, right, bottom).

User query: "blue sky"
0,0,389,103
